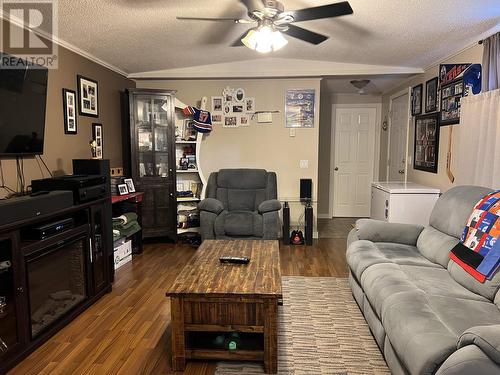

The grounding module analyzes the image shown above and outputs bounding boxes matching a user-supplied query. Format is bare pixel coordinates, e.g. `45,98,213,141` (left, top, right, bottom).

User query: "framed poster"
285,89,315,128
92,123,103,159
411,84,423,116
414,113,439,173
62,89,77,134
77,75,99,117
425,77,438,113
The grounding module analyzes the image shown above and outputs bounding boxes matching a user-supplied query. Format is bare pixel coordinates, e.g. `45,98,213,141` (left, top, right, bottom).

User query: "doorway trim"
328,103,382,218
386,88,411,183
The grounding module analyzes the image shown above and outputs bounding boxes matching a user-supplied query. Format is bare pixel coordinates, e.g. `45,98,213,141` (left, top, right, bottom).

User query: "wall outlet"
300,160,309,169
289,128,296,137
110,167,124,176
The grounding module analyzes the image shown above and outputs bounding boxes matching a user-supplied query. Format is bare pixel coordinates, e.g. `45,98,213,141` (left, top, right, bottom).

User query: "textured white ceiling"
51,0,500,75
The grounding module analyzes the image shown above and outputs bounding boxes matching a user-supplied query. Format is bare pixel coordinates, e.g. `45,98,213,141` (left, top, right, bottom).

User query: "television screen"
0,53,48,156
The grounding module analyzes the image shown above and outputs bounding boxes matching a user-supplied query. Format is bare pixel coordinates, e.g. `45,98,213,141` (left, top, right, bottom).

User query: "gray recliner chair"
198,169,281,241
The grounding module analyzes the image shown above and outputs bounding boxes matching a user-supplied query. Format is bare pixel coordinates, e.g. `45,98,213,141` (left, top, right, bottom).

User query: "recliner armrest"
198,198,224,214
458,325,500,365
355,219,424,246
258,199,282,214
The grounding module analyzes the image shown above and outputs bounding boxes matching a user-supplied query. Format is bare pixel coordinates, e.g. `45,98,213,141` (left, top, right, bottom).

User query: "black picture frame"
92,123,103,159
440,78,463,126
414,113,440,173
62,89,77,134
77,75,99,117
411,84,423,116
425,77,438,113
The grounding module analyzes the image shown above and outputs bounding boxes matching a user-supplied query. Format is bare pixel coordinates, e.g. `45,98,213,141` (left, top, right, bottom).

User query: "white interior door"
388,93,409,181
333,107,377,217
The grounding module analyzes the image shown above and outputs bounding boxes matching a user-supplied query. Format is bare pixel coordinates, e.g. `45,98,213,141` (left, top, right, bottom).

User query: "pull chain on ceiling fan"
177,0,354,53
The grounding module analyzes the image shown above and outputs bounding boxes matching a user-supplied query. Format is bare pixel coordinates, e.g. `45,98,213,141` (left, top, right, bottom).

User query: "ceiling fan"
177,0,353,53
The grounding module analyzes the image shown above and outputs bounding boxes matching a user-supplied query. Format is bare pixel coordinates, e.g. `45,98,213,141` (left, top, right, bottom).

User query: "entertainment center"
0,193,112,374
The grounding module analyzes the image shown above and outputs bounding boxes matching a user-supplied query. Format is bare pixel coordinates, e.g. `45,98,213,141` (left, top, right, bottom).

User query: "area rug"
215,277,390,375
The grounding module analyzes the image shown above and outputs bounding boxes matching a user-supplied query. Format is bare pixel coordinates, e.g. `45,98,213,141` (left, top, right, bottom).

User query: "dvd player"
32,175,107,204
24,217,75,240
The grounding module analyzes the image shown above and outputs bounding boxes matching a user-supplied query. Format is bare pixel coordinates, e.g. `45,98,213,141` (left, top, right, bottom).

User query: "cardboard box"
114,240,132,270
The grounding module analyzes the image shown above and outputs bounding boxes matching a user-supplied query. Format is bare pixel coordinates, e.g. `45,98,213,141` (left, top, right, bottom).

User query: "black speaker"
300,179,312,202
0,191,73,227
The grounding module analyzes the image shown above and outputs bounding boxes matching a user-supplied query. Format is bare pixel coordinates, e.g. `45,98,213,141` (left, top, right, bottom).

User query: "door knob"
334,167,339,171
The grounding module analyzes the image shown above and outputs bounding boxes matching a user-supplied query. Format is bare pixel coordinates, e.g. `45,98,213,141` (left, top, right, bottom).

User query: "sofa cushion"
346,240,441,281
448,260,500,300
417,226,460,267
429,185,492,239
360,263,488,319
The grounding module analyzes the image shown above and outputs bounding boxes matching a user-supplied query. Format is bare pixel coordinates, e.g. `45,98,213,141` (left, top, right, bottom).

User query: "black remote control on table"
219,256,250,264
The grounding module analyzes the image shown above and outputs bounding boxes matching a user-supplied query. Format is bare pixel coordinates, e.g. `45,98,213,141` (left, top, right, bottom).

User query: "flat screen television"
0,53,48,156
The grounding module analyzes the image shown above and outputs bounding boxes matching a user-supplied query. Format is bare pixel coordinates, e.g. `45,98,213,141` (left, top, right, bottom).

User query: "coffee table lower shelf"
169,295,278,374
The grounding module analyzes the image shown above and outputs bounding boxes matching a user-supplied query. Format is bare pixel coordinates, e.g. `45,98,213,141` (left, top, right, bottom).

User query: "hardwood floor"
8,224,350,375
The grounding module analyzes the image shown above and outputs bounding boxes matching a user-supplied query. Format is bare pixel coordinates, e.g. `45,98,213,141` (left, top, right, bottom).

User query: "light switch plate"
289,128,295,137
300,160,309,169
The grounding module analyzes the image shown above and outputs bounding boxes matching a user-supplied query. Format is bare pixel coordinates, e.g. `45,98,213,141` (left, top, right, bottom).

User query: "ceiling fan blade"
240,0,266,13
290,1,353,22
282,24,328,45
176,16,255,24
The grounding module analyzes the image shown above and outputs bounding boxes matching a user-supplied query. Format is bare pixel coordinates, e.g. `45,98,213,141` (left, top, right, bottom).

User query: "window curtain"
482,32,500,91
455,89,500,188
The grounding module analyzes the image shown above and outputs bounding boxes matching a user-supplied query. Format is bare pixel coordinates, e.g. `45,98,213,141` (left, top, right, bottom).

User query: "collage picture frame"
92,123,103,159
77,75,99,117
62,89,77,134
212,87,256,128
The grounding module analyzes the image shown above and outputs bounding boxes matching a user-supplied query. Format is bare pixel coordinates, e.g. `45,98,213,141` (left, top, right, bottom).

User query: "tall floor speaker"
72,159,115,281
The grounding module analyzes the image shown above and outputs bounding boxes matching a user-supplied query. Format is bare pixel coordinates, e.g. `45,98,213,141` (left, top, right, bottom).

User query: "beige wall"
136,78,321,231
318,93,382,216
380,44,483,192
0,20,134,198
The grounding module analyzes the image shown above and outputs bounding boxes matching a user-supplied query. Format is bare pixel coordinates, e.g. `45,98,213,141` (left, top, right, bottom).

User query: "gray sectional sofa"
347,185,500,375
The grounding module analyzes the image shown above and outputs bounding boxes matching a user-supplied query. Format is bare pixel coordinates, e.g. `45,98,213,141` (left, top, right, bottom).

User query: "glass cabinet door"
135,95,154,178
0,237,20,358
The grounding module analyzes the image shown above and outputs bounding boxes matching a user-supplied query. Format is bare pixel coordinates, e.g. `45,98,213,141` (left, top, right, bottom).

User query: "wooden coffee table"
166,240,282,373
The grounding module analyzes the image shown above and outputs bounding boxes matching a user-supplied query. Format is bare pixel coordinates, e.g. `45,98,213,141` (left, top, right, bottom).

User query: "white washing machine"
371,182,441,226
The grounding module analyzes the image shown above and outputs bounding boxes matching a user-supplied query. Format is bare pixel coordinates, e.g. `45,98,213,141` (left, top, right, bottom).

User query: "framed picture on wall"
77,75,99,117
414,113,440,173
425,77,438,113
62,89,77,134
411,84,423,116
92,123,103,159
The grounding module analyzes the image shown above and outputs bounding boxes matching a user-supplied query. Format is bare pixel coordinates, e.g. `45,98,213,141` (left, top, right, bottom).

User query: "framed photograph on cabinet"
425,77,438,113
117,183,129,196
92,123,103,159
123,178,136,193
414,113,440,173
411,84,423,116
62,89,77,134
77,75,99,117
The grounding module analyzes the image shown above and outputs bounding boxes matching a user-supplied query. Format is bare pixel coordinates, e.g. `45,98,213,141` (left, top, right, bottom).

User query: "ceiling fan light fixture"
241,25,288,53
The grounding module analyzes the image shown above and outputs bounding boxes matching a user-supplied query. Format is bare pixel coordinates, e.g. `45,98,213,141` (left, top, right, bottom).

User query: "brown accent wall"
0,19,134,198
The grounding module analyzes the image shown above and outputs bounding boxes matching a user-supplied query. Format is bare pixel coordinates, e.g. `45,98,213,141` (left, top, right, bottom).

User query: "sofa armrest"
258,199,282,214
198,198,224,215
355,219,424,246
458,325,500,365
436,345,500,375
